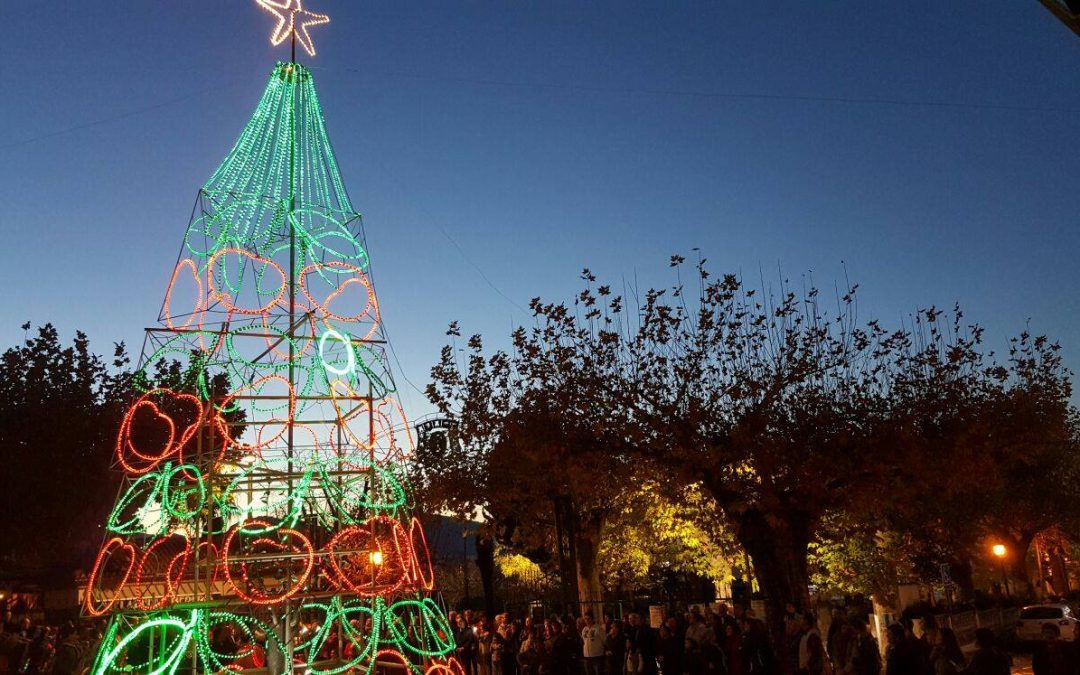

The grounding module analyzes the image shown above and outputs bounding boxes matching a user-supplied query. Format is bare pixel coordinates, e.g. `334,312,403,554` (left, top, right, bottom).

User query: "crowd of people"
0,594,1071,675
448,603,1036,675
448,603,874,675
0,594,104,673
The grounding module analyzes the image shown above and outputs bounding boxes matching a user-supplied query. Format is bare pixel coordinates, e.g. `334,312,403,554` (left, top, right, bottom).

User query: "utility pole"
463,532,471,605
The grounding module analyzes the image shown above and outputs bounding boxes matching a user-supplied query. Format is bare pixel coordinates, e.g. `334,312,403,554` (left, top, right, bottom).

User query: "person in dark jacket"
886,624,918,675
658,625,682,675
1031,624,1076,675
830,620,855,674
724,623,743,675
607,621,626,675
627,614,659,675
457,616,480,675
963,629,1010,675
805,633,829,675
900,618,933,675
827,611,847,666
503,621,521,675
737,618,776,675
848,616,882,675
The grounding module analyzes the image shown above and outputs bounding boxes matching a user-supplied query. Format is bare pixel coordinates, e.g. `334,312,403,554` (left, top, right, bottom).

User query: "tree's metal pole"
284,32,299,659
370,380,376,589
463,534,470,605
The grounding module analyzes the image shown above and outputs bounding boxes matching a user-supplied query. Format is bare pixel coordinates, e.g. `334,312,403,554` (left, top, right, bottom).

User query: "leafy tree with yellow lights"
598,482,737,594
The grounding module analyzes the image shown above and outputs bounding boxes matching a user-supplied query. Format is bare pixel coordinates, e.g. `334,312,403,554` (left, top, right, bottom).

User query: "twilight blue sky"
1,2,1079,416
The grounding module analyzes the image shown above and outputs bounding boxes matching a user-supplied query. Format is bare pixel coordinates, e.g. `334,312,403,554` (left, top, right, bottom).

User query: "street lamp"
992,544,1010,597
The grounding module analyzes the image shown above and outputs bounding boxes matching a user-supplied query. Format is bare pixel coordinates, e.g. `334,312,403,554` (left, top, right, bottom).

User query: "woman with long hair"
930,627,965,675
724,623,742,675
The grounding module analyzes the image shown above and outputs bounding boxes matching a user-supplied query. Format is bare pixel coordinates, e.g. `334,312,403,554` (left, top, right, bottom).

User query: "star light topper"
256,0,330,59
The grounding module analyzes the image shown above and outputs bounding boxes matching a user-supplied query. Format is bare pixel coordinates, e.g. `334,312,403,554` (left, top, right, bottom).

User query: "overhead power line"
7,65,1079,152
323,65,1080,116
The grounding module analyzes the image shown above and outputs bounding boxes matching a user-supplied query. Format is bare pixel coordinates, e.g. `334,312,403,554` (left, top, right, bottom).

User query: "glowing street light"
992,544,1010,597
369,550,384,566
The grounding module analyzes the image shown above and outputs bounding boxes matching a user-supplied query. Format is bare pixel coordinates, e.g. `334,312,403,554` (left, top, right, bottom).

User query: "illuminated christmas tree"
84,3,459,672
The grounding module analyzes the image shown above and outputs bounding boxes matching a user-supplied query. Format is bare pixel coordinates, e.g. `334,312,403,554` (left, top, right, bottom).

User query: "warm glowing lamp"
369,550,384,566
992,544,1010,597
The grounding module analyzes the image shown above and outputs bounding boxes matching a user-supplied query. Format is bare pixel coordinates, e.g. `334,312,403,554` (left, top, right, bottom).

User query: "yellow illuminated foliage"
598,482,737,591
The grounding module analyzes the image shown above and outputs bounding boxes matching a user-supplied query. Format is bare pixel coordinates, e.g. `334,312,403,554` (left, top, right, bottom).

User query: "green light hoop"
299,597,381,674
318,460,407,520
161,463,207,521
92,611,197,675
214,459,315,534
384,597,456,657
106,470,168,536
196,610,292,673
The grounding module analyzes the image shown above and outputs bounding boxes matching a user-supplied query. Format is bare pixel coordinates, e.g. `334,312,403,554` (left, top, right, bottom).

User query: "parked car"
1016,604,1080,642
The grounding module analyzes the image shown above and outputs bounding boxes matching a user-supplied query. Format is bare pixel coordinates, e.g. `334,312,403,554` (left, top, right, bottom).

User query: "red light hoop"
207,248,287,315
162,258,205,331
195,541,222,588
300,262,378,326
427,658,468,675
218,374,295,453
408,517,435,590
374,649,412,674
325,517,410,595
223,520,314,605
85,538,137,617
116,389,206,475
133,537,192,611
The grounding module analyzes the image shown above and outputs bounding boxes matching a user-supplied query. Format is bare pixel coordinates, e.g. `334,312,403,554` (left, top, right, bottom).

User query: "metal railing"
932,607,1020,646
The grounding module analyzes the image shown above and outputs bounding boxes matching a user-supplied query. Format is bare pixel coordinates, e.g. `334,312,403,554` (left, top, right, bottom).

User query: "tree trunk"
1004,530,1036,596
573,511,606,619
735,508,812,675
475,533,497,618
554,497,579,613
1048,546,1071,595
